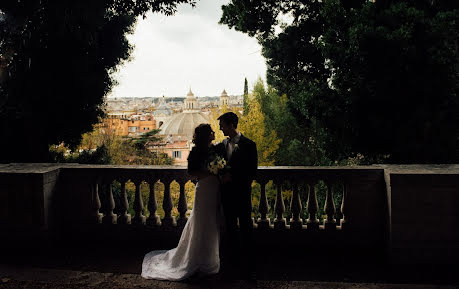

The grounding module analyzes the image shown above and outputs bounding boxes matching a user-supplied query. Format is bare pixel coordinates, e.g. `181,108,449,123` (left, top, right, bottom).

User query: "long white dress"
141,175,221,281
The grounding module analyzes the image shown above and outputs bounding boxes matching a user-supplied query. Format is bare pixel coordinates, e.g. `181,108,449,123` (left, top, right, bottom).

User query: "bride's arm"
187,149,211,180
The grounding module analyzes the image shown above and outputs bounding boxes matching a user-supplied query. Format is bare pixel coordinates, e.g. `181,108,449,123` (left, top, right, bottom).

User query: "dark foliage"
50,144,111,164
0,0,196,163
220,0,458,164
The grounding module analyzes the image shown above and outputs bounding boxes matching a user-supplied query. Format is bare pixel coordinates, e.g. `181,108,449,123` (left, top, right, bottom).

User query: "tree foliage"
51,126,173,165
249,77,330,165
221,0,459,164
239,92,281,166
0,0,197,163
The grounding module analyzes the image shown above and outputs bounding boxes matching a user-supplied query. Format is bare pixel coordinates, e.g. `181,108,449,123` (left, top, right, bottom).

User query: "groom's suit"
221,133,257,272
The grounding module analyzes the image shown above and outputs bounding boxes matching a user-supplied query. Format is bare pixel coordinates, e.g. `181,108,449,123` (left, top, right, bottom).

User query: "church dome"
160,112,209,138
153,97,172,116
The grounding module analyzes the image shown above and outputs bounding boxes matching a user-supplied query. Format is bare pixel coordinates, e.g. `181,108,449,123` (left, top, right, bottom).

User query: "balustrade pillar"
146,179,161,226
324,182,336,230
102,179,117,224
274,179,286,230
177,180,188,228
91,181,102,224
306,181,319,231
257,179,270,229
289,181,303,230
118,179,131,225
340,183,349,229
162,178,176,228
132,180,146,225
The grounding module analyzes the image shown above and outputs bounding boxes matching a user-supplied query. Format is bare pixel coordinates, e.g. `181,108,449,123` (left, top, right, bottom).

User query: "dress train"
141,175,221,281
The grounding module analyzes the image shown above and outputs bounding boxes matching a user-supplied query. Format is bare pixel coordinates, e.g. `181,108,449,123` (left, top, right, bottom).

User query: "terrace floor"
0,244,457,289
1,266,456,289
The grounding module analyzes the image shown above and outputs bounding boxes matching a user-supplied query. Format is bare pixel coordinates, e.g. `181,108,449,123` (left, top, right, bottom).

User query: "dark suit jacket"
222,134,258,212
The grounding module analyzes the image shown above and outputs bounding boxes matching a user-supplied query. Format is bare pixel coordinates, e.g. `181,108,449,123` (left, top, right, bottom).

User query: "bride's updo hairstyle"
192,123,212,149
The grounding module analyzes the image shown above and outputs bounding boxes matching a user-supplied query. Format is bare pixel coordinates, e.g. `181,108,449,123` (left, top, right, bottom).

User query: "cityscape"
101,89,244,165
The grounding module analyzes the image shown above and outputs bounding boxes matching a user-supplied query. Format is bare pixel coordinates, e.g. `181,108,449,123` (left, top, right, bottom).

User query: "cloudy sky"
108,0,267,98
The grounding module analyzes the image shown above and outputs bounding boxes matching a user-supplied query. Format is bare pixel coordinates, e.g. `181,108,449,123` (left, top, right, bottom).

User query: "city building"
149,89,210,165
159,88,209,142
147,140,191,166
152,96,173,129
102,113,156,137
219,89,229,107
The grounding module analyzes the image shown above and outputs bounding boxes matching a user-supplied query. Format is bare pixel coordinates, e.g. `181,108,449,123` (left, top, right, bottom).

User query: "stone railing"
1,163,458,264
48,165,389,249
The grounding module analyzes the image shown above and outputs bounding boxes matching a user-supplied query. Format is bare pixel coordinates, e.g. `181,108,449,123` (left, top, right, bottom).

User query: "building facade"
102,113,156,137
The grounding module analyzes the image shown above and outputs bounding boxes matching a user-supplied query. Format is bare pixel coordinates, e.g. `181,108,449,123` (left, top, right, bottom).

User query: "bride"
141,123,224,281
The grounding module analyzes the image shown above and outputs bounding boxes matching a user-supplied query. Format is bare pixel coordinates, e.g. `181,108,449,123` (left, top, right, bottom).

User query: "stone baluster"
306,181,319,231
177,179,188,228
91,180,103,224
323,181,336,230
102,178,117,225
132,179,146,225
257,179,270,229
162,178,176,228
249,181,256,228
274,179,286,230
289,180,303,230
340,182,349,229
146,179,161,226
118,179,131,225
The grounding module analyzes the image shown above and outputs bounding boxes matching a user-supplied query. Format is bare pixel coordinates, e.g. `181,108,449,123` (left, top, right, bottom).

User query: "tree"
221,0,343,164
220,0,459,164
239,97,280,166
51,125,173,165
251,77,330,165
321,0,459,163
0,0,197,163
243,77,249,115
132,128,162,151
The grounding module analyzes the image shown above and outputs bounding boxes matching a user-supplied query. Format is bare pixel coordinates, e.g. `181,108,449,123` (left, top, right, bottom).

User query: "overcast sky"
108,0,267,98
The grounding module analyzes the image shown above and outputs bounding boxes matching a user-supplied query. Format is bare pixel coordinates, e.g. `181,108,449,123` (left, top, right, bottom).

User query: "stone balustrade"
1,163,458,264
50,165,389,250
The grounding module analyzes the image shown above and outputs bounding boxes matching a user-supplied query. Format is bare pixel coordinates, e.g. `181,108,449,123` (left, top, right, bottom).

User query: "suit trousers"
221,181,254,272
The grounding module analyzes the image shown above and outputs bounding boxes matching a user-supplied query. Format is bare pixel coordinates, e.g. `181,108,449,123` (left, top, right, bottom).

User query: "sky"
108,0,267,98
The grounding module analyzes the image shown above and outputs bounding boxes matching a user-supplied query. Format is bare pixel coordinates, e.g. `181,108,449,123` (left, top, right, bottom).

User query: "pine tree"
243,77,249,115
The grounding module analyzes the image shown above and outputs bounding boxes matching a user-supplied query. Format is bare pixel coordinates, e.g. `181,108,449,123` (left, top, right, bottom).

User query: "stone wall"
0,163,61,230
384,165,459,264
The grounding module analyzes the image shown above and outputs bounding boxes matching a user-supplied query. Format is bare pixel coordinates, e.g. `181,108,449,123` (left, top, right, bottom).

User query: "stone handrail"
2,163,458,264
56,165,388,240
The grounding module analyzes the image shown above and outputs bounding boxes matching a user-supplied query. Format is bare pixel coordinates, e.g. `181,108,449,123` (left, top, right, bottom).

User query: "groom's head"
218,112,238,136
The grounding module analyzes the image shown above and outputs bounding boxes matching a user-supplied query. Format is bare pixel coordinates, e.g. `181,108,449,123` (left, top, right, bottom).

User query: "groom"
218,112,258,279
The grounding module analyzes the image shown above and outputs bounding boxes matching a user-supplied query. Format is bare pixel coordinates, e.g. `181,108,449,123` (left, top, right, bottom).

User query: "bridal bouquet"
207,155,227,175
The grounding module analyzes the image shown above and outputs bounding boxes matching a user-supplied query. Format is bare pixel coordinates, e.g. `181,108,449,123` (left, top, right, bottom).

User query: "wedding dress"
141,175,221,281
